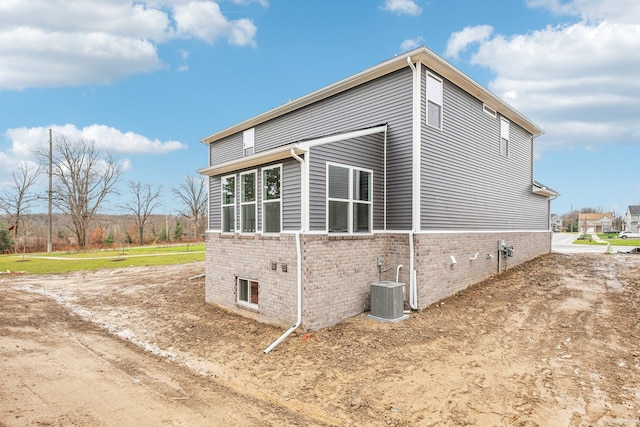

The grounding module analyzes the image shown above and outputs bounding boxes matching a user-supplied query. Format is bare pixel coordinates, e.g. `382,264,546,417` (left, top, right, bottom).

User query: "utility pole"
48,129,52,253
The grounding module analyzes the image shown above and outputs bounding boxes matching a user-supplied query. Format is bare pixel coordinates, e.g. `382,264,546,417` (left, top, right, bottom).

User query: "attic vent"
483,103,497,118
370,281,405,320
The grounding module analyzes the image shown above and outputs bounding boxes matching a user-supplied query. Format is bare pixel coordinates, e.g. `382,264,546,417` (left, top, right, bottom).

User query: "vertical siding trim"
411,61,422,231
383,126,388,230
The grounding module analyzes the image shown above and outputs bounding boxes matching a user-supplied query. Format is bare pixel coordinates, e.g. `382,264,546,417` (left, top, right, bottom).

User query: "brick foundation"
204,230,552,330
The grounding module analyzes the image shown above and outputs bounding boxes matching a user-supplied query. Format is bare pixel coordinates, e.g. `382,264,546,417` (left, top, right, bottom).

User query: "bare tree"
0,162,42,240
172,175,207,237
38,136,120,248
120,181,162,245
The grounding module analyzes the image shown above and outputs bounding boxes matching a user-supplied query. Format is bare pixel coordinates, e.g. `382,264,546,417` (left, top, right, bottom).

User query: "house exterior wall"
204,233,299,327
204,230,551,330
209,69,414,230
308,133,385,232
625,206,640,232
420,70,549,230
413,231,551,307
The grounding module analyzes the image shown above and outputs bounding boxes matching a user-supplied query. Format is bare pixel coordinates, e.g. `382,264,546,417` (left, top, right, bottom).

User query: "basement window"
237,278,259,307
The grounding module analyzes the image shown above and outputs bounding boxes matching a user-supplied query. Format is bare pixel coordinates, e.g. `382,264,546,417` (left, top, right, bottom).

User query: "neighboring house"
198,46,558,331
578,212,612,233
625,205,640,232
550,214,563,232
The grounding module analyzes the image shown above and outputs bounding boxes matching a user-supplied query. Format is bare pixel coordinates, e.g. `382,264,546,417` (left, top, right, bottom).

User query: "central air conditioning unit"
370,281,406,321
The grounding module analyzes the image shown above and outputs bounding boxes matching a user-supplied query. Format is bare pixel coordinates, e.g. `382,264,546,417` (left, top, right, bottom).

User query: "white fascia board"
197,145,307,176
297,124,388,149
532,183,560,197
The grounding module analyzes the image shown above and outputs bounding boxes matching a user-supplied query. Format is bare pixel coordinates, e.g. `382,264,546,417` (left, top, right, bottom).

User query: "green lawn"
0,244,205,274
572,234,640,246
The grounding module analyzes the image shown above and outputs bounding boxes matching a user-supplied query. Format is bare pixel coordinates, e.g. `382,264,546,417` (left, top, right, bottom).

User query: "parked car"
618,231,640,239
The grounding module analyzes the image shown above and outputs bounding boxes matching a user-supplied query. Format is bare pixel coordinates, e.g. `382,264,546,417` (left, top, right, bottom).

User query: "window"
327,164,372,233
500,118,509,157
221,175,236,232
262,165,281,233
243,128,255,156
237,278,258,306
426,73,443,129
483,103,497,118
240,171,256,233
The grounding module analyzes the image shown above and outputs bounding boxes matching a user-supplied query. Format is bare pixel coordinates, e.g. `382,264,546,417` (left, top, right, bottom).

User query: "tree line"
0,135,207,252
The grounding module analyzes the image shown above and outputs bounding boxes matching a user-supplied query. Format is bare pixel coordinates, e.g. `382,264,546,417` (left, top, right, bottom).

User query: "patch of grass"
607,238,640,246
572,239,607,246
0,246,204,274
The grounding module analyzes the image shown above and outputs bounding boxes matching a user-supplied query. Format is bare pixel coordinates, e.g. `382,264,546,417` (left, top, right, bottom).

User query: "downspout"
407,56,420,310
264,149,305,354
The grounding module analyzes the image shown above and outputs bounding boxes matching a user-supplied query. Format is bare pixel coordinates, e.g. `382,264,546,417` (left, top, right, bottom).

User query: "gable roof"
628,205,640,215
201,46,544,145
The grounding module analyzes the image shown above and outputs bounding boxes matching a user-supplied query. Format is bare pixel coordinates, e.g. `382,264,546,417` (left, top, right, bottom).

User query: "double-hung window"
221,175,236,232
327,164,372,234
262,165,281,233
427,73,443,129
500,118,509,157
240,171,256,233
237,278,258,307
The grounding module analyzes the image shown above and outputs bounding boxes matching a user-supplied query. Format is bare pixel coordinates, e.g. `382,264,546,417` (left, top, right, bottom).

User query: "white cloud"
0,124,187,188
0,0,260,90
445,25,494,59
400,37,425,52
446,0,640,156
173,1,257,46
381,0,422,16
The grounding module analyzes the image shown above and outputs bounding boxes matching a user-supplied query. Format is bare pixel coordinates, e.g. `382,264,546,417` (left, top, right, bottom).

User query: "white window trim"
262,164,282,234
240,169,257,234
500,117,510,157
221,174,236,233
426,72,443,130
236,277,259,308
326,162,373,234
243,128,255,156
483,103,497,118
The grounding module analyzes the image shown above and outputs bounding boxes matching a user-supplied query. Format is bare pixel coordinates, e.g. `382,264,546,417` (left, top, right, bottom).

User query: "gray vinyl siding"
420,73,549,230
210,133,242,165
210,69,414,230
308,134,385,232
209,176,221,230
282,158,302,231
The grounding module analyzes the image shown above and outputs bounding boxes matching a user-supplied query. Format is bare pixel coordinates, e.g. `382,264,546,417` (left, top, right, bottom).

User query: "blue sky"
1,0,639,217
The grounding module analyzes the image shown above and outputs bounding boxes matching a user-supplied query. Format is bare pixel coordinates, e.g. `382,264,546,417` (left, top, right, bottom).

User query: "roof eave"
200,46,544,145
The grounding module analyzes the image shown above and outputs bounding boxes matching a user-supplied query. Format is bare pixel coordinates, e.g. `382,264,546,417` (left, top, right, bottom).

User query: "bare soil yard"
1,252,639,426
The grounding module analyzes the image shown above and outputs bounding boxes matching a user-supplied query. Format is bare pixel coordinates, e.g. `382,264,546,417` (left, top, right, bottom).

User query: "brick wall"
204,233,299,328
204,230,552,330
413,231,552,307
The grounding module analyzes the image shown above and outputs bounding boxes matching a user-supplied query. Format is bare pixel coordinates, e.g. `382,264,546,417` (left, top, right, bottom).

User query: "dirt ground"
1,252,639,426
